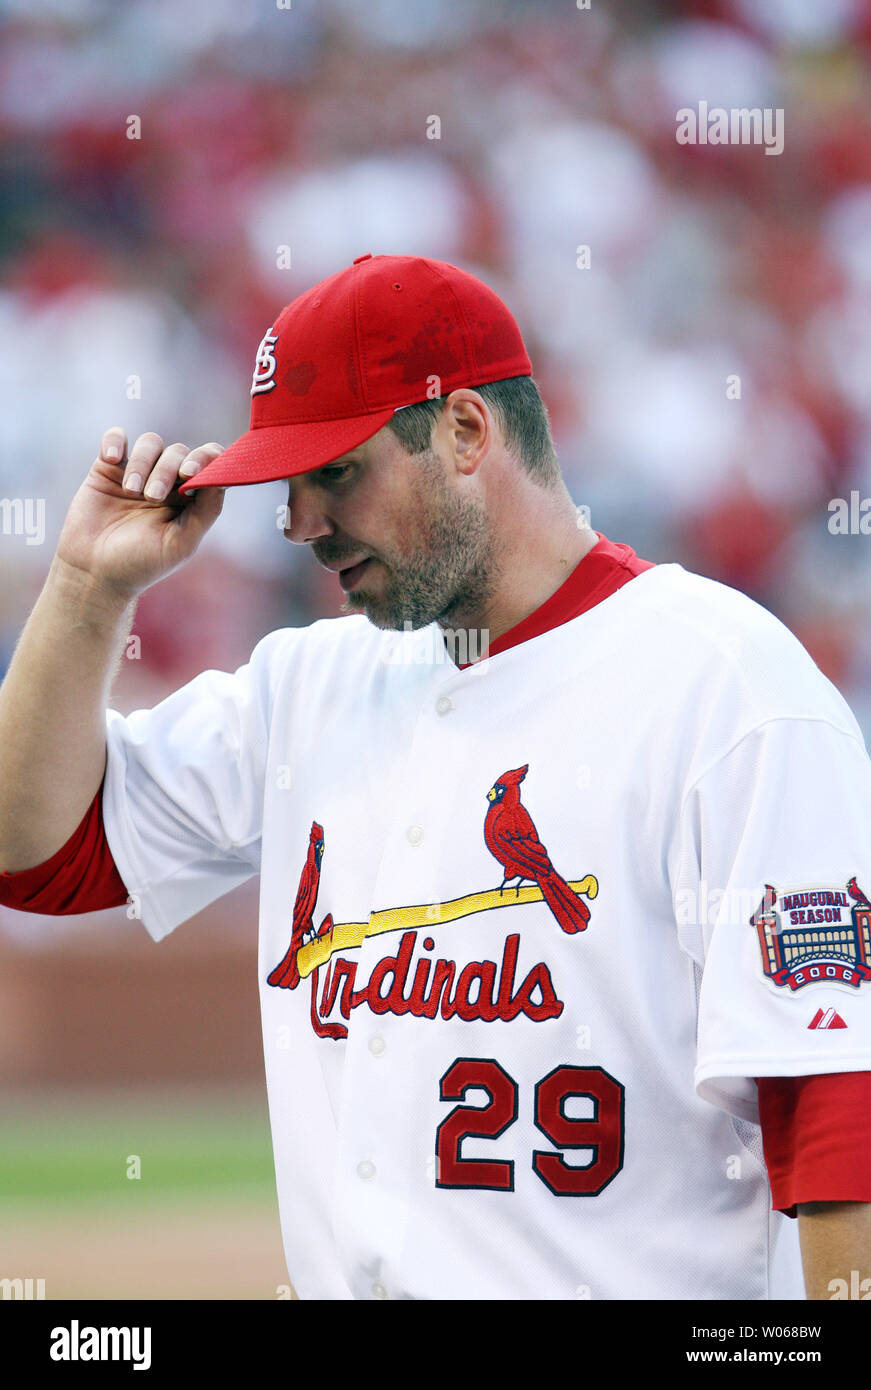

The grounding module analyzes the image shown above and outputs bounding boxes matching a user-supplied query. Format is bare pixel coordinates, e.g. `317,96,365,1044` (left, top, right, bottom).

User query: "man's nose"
283,481,333,544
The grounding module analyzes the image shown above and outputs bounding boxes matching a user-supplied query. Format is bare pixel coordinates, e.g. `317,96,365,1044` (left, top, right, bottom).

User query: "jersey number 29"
435,1058,625,1196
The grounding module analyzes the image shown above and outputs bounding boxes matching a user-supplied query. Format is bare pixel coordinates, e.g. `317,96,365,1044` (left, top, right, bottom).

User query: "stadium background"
2,0,871,1298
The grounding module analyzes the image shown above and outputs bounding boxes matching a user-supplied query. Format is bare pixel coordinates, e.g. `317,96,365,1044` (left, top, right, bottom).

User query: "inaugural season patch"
750,878,871,991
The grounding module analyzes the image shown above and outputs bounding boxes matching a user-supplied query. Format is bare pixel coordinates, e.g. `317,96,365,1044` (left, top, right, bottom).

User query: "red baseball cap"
178,253,532,493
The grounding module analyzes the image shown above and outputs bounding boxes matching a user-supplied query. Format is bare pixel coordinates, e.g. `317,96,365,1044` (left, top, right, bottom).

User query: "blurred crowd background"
2,0,871,1296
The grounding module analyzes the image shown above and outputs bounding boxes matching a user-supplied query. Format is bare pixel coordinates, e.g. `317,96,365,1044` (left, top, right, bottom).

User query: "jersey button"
368,1035,386,1057
372,1282,388,1299
356,1159,376,1181
435,696,453,715
406,825,424,846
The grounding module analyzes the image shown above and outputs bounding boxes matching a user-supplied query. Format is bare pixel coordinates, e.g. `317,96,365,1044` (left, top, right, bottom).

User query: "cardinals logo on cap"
251,329,279,395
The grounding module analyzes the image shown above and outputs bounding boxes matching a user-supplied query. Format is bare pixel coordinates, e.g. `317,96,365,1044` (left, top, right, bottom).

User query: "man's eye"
319,464,354,483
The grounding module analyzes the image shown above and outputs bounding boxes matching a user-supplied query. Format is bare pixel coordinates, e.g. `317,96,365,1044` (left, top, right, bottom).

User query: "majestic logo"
808,1008,847,1030
251,329,279,395
267,764,598,1040
751,878,871,991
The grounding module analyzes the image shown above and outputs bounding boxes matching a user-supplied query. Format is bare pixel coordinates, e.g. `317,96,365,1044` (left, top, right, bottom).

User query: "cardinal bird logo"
749,883,777,926
267,821,328,990
484,764,590,935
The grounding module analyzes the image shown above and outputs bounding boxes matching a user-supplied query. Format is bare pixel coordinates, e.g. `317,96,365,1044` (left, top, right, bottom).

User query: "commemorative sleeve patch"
750,878,871,991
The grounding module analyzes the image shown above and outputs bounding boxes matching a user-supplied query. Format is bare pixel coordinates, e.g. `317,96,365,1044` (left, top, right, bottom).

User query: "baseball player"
1,253,870,1301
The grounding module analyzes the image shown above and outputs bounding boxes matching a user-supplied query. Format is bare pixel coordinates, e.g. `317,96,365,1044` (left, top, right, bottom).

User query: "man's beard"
337,460,502,632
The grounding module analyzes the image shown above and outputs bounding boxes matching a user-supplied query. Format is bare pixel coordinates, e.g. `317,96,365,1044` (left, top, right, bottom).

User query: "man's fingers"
141,443,191,501
178,443,224,479
100,428,127,464
110,434,223,503
122,432,166,495
185,481,226,525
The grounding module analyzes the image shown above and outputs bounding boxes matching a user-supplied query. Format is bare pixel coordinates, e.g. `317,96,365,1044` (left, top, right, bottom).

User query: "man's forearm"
0,555,136,871
798,1201,871,1299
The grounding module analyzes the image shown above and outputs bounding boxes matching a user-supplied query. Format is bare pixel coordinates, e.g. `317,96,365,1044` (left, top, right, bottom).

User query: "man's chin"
339,590,435,633
339,590,395,629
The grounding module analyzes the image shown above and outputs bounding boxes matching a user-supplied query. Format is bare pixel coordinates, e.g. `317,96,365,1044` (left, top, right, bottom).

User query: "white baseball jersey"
100,558,871,1300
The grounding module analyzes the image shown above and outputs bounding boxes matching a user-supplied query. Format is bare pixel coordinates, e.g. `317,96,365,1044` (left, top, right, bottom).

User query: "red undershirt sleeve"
0,778,129,914
757,1072,871,1217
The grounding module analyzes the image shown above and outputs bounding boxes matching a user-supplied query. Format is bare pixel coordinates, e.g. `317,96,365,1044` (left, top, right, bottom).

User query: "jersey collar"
457,531,655,668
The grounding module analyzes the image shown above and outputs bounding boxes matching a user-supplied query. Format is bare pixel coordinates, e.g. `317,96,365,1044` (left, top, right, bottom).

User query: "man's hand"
798,1201,871,1299
56,428,226,602
0,427,227,872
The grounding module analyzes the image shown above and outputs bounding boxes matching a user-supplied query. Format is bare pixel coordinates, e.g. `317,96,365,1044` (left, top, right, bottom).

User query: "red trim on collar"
461,531,655,666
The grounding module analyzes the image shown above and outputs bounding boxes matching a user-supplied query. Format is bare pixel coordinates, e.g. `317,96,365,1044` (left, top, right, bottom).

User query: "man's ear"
436,390,492,476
